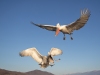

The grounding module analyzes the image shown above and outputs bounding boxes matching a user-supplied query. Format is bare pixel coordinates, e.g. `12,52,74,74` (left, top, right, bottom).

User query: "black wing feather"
31,22,57,31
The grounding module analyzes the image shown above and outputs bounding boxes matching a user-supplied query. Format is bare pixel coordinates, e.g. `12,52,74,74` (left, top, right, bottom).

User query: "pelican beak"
55,28,60,36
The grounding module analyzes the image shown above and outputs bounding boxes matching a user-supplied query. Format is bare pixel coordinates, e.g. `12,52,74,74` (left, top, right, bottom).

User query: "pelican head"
56,23,60,27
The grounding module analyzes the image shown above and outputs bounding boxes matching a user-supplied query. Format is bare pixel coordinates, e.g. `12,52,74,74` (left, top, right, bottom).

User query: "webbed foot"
50,64,54,67
63,37,66,40
71,37,73,40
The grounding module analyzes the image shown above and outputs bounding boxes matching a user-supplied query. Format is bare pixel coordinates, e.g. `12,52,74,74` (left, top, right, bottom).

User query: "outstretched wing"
48,48,63,57
19,47,43,64
31,22,57,31
66,9,91,32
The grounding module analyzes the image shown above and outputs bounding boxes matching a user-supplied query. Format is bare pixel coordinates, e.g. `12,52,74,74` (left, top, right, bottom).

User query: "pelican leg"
63,34,66,40
58,58,61,60
50,64,55,67
70,33,73,40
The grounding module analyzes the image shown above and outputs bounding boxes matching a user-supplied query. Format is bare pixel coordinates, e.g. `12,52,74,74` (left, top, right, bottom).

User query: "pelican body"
19,47,62,68
31,9,91,40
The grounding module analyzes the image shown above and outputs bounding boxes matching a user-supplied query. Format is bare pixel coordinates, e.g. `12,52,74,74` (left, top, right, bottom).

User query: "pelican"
31,9,90,40
19,47,62,68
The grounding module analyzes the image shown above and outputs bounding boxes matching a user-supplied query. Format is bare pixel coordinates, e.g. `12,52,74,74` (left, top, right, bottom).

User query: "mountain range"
0,68,100,75
0,68,54,75
66,70,100,75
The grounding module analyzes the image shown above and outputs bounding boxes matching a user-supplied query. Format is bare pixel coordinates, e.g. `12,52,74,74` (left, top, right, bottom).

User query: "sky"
0,0,100,75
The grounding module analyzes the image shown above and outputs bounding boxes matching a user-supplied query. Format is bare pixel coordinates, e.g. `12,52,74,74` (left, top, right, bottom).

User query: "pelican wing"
31,22,57,31
19,47,43,64
48,48,63,56
66,9,90,32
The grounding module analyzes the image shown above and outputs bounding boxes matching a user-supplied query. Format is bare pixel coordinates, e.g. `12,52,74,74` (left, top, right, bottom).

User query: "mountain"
66,70,100,75
0,68,26,75
26,70,54,75
0,68,54,75
0,68,100,75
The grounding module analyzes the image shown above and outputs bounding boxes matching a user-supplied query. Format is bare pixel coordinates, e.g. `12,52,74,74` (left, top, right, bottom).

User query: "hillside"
0,68,54,75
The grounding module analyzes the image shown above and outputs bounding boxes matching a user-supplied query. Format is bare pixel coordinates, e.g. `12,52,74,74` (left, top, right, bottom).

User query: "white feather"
19,47,63,68
49,48,63,56
19,47,42,64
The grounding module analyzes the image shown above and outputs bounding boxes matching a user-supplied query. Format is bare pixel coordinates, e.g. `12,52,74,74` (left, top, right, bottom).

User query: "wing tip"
30,21,35,25
81,8,91,16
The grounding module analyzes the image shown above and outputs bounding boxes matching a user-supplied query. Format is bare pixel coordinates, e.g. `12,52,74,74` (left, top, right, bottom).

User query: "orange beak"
55,28,60,36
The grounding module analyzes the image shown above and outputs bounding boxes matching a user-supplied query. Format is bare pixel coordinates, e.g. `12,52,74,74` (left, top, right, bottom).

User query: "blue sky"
0,0,100,75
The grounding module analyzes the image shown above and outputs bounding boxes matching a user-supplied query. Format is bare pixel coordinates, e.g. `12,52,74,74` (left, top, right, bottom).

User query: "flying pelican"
31,9,90,40
19,47,62,68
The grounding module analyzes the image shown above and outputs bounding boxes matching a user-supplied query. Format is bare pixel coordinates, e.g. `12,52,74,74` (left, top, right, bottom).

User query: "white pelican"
31,9,90,40
19,47,62,68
